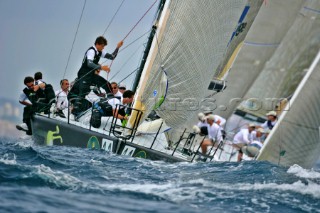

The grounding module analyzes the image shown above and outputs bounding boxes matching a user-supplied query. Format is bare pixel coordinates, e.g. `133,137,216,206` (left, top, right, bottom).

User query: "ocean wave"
287,164,320,179
94,176,320,204
1,135,319,212
214,181,320,198
30,164,85,190
13,138,34,149
0,153,17,165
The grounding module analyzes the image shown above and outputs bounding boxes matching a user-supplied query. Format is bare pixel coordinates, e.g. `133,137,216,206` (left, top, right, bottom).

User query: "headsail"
242,0,320,117
213,0,264,81
257,49,320,168
208,0,305,120
130,0,249,128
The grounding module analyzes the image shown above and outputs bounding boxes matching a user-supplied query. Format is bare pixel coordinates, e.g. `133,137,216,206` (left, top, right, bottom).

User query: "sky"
0,0,159,100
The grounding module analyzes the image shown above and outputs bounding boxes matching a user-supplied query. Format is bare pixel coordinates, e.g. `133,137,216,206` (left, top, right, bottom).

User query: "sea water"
0,137,319,213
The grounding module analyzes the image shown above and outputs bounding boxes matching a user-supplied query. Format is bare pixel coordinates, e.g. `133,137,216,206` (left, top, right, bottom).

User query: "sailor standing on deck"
73,36,123,115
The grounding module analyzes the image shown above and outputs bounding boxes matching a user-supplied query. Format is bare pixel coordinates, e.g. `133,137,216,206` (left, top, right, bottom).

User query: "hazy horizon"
0,0,158,101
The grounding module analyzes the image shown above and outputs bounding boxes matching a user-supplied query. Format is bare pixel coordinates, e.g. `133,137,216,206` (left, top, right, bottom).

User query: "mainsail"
257,49,320,168
130,0,250,128
242,0,320,117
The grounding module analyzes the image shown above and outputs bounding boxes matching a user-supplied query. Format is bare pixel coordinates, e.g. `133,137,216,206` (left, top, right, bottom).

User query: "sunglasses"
119,87,126,90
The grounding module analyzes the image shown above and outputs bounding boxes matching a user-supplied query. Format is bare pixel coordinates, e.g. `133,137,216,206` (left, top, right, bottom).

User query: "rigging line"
63,0,87,79
100,29,151,66
118,68,139,84
70,30,148,88
118,30,151,53
110,45,143,81
74,0,157,85
107,0,159,76
154,29,164,64
102,0,126,36
123,0,158,41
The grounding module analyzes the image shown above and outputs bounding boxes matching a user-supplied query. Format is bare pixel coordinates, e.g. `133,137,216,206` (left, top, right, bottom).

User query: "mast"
132,0,167,92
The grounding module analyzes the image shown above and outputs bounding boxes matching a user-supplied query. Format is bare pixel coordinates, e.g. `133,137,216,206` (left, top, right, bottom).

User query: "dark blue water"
0,137,320,213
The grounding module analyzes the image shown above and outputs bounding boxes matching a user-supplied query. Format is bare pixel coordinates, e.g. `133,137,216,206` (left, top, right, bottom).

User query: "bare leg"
237,152,243,162
201,139,214,154
232,143,244,162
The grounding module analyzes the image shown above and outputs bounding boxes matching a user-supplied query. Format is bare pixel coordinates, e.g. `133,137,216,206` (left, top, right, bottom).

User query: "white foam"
14,138,34,149
0,153,17,165
211,180,320,199
96,176,320,202
287,164,320,179
32,164,85,189
89,159,103,165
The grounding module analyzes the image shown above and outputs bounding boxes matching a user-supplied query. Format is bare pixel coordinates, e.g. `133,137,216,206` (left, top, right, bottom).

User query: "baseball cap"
256,128,264,132
266,111,277,116
206,114,215,120
198,113,205,121
119,83,126,89
248,123,256,128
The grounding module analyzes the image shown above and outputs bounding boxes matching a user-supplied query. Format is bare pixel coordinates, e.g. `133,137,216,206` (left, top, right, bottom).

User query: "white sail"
242,0,320,117
213,0,264,81
130,0,249,128
210,0,305,120
257,49,320,168
164,0,264,141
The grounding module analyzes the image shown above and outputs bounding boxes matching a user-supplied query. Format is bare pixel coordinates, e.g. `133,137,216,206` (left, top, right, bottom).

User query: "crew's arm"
103,41,123,60
19,100,32,106
19,93,32,106
109,98,128,120
257,122,268,129
219,118,226,127
112,108,128,120
86,49,110,72
243,131,251,144
103,48,119,60
33,83,46,92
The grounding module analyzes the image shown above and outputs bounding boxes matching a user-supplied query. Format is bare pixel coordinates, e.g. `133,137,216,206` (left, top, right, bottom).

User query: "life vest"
23,88,38,104
35,84,56,107
78,47,102,79
24,84,55,113
267,120,275,130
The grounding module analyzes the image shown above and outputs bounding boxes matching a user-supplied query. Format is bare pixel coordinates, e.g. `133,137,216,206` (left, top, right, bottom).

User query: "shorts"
233,143,246,153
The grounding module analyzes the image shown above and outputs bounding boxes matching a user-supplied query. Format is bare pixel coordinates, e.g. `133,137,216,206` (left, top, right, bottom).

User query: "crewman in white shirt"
55,79,70,118
200,114,223,155
232,123,256,161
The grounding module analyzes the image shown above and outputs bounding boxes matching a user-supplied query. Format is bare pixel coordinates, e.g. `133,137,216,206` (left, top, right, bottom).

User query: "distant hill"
0,97,22,123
